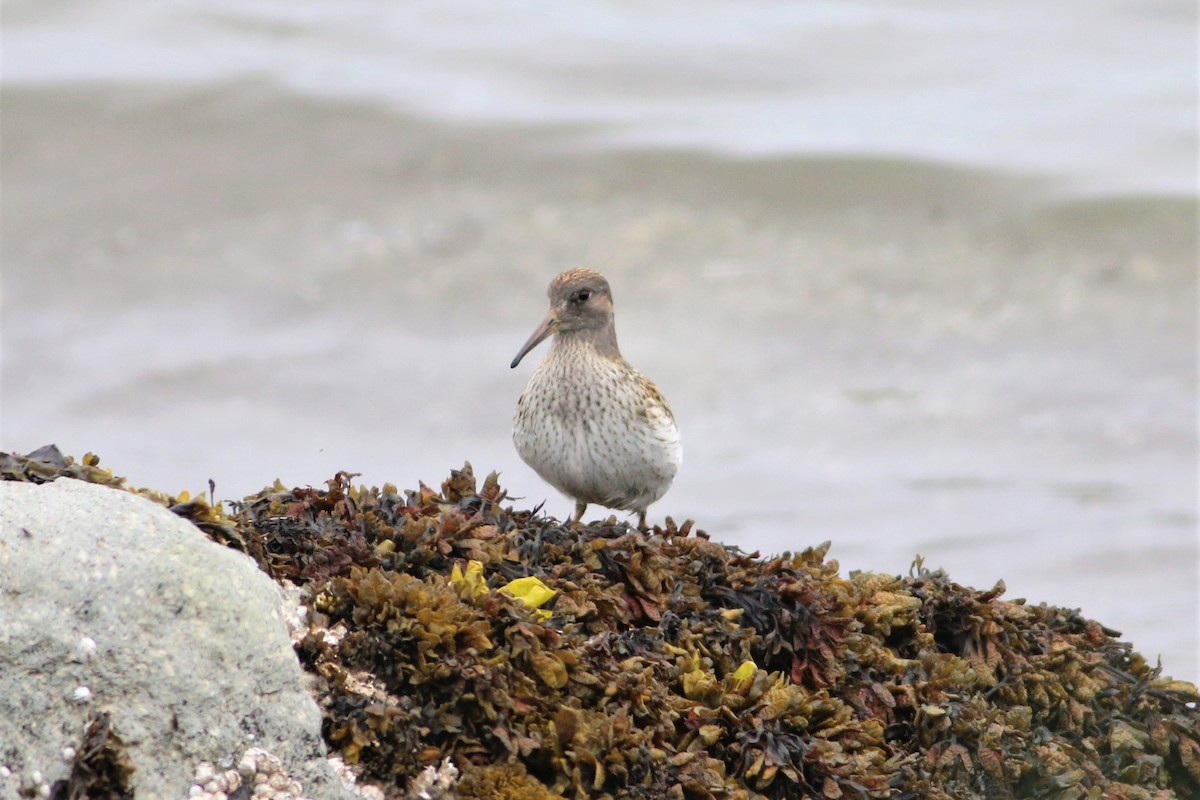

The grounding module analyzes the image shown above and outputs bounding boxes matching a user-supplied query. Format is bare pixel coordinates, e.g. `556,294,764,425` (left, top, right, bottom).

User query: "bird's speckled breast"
513,337,680,513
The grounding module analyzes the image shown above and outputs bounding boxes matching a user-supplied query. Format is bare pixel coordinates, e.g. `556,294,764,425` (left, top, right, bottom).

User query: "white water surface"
2,0,1195,195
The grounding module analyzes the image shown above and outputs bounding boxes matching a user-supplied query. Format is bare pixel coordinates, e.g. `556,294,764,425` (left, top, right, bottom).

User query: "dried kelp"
0,445,244,548
0,444,125,488
3,447,1198,800
48,712,135,800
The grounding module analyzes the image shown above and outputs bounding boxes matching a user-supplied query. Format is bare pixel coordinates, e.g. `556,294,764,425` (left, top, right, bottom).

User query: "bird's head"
511,268,617,368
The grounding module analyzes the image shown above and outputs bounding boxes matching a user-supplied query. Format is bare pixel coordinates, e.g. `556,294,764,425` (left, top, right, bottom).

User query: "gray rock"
0,478,355,800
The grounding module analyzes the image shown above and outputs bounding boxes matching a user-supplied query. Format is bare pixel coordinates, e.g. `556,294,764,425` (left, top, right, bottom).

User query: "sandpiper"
510,268,681,531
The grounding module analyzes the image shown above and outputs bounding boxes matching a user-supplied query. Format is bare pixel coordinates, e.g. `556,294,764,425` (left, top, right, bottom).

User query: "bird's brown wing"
638,376,676,425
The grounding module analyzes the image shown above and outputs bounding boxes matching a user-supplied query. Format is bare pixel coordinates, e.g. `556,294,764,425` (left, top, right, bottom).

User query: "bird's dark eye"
571,289,592,304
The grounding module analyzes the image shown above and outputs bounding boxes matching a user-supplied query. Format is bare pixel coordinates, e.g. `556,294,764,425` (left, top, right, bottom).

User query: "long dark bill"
510,314,558,368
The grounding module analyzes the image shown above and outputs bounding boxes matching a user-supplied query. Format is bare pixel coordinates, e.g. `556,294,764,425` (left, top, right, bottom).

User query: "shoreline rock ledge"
0,446,1197,800
0,476,357,800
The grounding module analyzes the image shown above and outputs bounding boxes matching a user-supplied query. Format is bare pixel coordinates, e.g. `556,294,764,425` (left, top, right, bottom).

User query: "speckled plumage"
511,269,681,529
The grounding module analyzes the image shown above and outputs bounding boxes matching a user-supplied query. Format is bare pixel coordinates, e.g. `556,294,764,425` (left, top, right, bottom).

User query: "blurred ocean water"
3,0,1195,194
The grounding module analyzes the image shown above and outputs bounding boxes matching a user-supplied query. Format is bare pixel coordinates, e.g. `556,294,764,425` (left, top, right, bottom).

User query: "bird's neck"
553,324,621,361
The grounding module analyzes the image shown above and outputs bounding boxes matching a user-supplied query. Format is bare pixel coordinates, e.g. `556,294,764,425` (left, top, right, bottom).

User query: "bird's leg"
571,501,587,526
636,511,648,532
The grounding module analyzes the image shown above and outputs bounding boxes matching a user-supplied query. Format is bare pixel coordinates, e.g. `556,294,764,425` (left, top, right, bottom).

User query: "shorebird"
510,268,681,531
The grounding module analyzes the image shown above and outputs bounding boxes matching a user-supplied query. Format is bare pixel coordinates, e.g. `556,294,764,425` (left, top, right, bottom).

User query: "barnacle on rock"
6,447,1198,800
187,748,315,800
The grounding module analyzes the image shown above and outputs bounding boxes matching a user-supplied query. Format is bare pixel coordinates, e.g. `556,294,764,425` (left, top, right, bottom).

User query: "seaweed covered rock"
0,469,355,800
224,464,1199,799
3,448,1197,800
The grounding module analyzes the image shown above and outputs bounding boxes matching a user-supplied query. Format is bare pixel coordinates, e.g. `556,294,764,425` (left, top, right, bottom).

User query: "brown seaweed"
48,712,135,800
